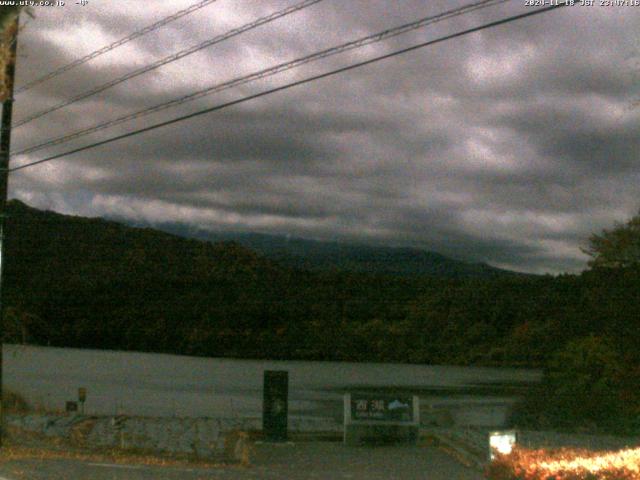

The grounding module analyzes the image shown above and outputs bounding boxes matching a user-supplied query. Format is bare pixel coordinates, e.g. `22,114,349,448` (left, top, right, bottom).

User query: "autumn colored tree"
583,209,640,269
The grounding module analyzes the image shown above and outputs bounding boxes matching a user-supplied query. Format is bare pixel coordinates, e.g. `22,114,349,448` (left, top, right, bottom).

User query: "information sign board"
350,394,414,422
344,393,419,445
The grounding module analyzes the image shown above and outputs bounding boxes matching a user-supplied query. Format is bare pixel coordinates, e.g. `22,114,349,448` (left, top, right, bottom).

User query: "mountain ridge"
113,218,526,278
3,199,524,278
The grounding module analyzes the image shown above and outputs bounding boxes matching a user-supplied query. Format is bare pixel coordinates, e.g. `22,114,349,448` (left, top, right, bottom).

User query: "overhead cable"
8,3,569,173
14,0,508,157
13,0,324,128
16,0,221,94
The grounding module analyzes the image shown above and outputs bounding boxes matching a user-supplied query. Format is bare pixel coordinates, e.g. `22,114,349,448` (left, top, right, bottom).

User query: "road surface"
0,442,485,479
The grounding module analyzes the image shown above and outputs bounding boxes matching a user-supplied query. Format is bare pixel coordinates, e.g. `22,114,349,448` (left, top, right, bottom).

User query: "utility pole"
0,16,19,448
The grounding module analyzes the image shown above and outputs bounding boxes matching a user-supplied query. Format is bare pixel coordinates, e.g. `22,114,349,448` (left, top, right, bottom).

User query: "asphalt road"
0,442,485,480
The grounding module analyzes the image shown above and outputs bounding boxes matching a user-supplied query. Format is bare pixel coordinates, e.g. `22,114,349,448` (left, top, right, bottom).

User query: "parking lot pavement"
0,442,485,480
0,458,252,480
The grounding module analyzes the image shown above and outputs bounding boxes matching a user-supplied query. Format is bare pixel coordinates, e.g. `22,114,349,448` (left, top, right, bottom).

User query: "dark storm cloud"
8,0,640,273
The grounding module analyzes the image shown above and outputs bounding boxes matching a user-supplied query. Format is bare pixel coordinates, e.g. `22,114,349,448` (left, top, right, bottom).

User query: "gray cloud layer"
8,0,640,273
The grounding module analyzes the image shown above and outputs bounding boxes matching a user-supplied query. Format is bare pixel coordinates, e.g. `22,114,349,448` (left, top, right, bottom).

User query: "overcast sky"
8,0,640,274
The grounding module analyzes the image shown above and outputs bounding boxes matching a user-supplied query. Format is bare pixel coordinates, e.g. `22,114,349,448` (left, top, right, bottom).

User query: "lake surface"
3,344,541,426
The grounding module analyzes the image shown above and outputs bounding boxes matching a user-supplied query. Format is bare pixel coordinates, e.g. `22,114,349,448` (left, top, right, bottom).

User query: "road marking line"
87,463,144,470
88,463,197,473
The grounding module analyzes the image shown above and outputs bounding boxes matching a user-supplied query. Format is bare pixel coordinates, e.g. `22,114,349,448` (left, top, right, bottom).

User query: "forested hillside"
2,200,639,374
143,223,519,278
1,200,425,360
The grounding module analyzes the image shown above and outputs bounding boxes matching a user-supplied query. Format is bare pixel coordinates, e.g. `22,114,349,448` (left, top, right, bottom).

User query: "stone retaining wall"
5,414,341,458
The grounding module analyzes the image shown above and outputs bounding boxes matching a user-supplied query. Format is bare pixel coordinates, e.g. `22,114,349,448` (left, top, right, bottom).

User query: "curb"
421,429,486,471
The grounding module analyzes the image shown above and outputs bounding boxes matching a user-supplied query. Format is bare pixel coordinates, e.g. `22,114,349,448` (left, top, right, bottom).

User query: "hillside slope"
1,200,422,360
134,222,522,278
6,200,632,371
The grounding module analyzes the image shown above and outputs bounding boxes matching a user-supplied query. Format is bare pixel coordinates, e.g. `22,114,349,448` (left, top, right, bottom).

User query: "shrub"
511,336,635,434
485,446,640,480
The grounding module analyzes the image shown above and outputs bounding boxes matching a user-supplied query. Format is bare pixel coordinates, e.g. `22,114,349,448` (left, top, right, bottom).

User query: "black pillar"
262,370,288,441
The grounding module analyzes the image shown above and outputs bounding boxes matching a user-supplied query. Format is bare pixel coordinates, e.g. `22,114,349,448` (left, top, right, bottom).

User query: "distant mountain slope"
0,200,426,360
2,199,550,366
141,222,523,278
2,200,297,353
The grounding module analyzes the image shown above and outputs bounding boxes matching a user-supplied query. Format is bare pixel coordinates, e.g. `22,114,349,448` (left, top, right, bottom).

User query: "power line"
15,0,221,94
8,3,569,173
12,0,324,128
13,0,509,157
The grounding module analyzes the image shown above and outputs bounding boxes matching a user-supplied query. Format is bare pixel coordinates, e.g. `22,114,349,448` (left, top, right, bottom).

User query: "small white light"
489,430,517,460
